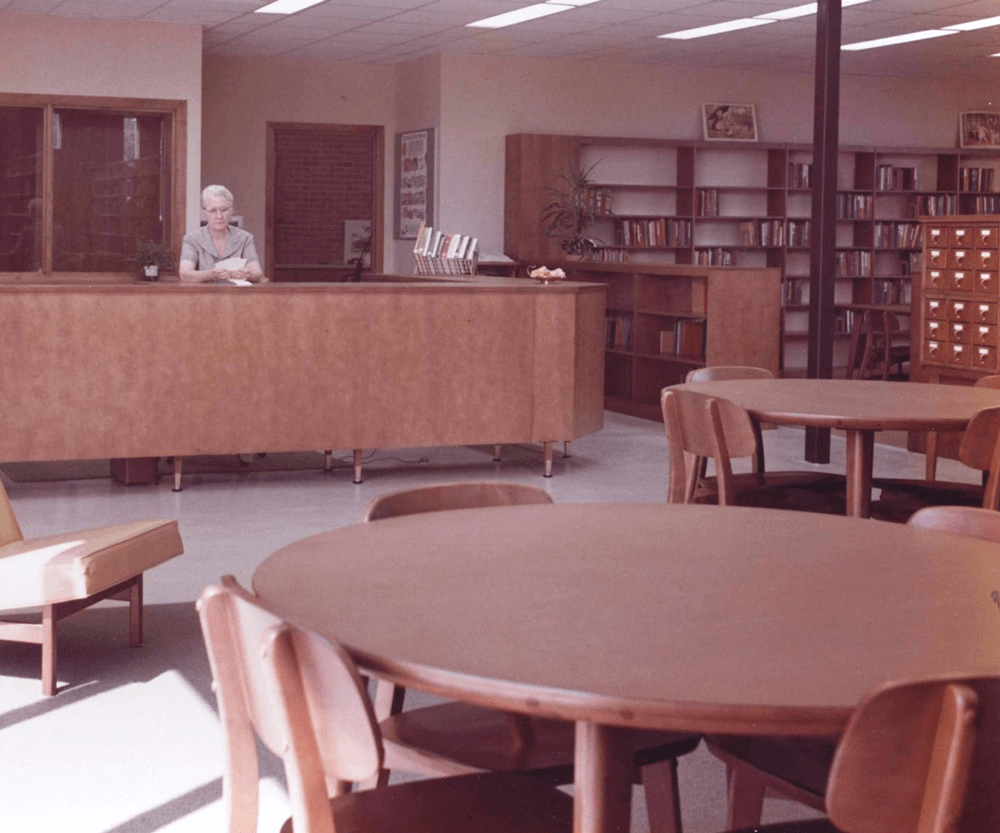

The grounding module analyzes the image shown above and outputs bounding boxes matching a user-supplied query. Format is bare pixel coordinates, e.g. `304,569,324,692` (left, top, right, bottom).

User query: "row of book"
966,195,1000,213
834,309,859,335
613,218,691,248
606,312,633,351
738,219,786,247
695,247,736,266
959,167,995,192
666,319,706,358
584,187,613,216
872,221,922,249
875,164,919,192
788,162,812,189
590,247,629,263
835,250,872,277
695,188,720,217
912,194,958,215
413,223,478,261
783,278,806,306
838,193,874,219
871,278,912,305
787,219,811,248
898,252,922,276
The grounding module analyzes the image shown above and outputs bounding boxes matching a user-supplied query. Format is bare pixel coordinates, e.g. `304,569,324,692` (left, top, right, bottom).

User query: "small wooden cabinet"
558,261,781,420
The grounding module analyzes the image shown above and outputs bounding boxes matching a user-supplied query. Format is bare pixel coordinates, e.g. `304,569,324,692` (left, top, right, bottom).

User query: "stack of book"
413,222,479,275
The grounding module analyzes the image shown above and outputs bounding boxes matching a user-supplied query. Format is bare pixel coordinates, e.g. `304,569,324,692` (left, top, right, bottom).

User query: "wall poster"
395,128,435,239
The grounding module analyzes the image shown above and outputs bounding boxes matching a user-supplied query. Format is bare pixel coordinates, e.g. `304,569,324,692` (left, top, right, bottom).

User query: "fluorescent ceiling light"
254,0,326,13
548,0,603,5
757,1,876,21
468,3,572,29
943,15,1000,32
659,18,775,40
842,29,957,50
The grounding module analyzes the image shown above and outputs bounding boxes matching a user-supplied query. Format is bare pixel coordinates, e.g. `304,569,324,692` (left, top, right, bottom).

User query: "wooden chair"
197,576,574,833
0,479,183,695
724,676,986,833
872,405,1000,521
847,309,909,381
923,375,1000,482
709,505,1000,830
661,389,843,511
363,480,700,833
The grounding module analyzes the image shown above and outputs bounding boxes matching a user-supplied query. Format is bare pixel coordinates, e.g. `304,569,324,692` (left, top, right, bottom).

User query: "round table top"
675,379,1000,431
253,503,1000,737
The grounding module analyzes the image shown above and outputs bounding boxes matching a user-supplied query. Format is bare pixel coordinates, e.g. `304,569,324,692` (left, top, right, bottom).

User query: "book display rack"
505,133,1000,377
413,222,479,275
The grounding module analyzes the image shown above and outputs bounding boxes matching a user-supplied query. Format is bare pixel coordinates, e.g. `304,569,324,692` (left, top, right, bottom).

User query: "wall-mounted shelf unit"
505,134,1000,377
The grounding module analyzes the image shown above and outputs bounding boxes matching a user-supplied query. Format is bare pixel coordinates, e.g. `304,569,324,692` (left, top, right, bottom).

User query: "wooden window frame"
0,93,186,283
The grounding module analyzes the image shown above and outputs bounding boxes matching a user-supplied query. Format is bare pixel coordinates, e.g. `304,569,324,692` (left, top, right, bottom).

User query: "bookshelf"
505,134,1000,377
87,157,165,271
557,261,780,420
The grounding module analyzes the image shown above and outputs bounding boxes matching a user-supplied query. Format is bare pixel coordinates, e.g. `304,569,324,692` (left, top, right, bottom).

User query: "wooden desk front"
0,277,604,467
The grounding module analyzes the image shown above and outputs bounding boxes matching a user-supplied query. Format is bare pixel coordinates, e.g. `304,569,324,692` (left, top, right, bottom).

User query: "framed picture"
702,103,759,142
394,128,435,239
344,220,371,267
959,111,1000,149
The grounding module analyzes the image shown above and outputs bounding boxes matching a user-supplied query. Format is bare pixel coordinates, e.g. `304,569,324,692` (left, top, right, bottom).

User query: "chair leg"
641,758,683,833
543,441,554,477
726,764,766,830
353,449,363,484
365,678,407,788
41,604,57,696
129,574,143,647
172,456,183,492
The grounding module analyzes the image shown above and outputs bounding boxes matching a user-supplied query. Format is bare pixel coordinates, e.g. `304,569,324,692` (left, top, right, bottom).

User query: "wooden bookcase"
505,133,1000,377
559,261,780,420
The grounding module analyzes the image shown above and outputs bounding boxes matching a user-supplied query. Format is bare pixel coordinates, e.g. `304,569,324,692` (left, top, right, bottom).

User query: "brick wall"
273,127,375,265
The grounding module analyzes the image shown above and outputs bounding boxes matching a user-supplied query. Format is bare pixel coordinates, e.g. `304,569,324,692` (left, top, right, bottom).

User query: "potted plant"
540,161,611,258
128,241,173,281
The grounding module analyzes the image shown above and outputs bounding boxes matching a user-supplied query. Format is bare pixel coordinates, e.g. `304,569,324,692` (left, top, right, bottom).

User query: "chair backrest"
363,480,552,522
661,388,758,505
0,480,24,548
908,505,1000,542
684,365,775,383
972,374,1000,390
827,677,981,833
197,576,383,833
956,406,1000,509
850,310,903,380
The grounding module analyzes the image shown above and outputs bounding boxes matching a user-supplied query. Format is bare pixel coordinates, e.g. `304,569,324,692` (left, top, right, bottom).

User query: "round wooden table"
252,503,1000,833
675,378,1000,517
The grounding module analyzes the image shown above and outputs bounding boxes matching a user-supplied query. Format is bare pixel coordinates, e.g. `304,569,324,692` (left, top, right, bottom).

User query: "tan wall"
201,56,396,269
0,11,204,232
434,53,1000,259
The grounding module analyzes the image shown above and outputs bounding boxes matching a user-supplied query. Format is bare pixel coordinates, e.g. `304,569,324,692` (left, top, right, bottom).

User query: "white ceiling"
3,0,999,77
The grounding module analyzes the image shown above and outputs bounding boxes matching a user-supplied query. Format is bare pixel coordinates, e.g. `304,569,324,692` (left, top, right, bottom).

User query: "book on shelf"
876,164,919,191
695,247,735,266
783,279,805,306
695,188,719,217
606,312,633,351
911,194,957,216
836,193,873,219
412,223,479,274
665,319,706,358
788,162,812,189
873,221,922,249
959,167,995,192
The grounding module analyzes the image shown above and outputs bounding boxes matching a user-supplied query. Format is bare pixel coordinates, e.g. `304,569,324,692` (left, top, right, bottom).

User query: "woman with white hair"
179,185,266,282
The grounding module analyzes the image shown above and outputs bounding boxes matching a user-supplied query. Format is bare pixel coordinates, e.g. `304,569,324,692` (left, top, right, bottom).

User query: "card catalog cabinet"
917,216,1000,375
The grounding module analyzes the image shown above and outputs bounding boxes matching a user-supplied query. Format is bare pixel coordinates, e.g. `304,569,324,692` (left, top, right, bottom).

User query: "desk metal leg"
544,441,554,477
172,457,183,492
845,429,875,518
574,722,633,833
353,449,363,484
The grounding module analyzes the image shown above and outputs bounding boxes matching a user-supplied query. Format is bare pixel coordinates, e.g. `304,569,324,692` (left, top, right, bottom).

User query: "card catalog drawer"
973,345,998,371
949,343,972,366
976,302,998,324
923,340,945,362
925,319,945,340
926,248,946,268
951,270,972,292
950,321,972,343
974,323,998,346
976,226,999,249
951,226,971,247
977,271,997,294
949,248,970,268
925,297,947,320
976,249,998,271
950,299,971,321
925,269,946,290
926,226,947,247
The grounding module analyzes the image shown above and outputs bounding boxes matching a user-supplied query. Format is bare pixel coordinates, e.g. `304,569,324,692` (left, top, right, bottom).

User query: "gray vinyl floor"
0,412,978,833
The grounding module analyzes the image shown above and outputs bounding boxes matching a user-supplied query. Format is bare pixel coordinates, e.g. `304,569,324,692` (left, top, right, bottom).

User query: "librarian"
179,185,266,283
